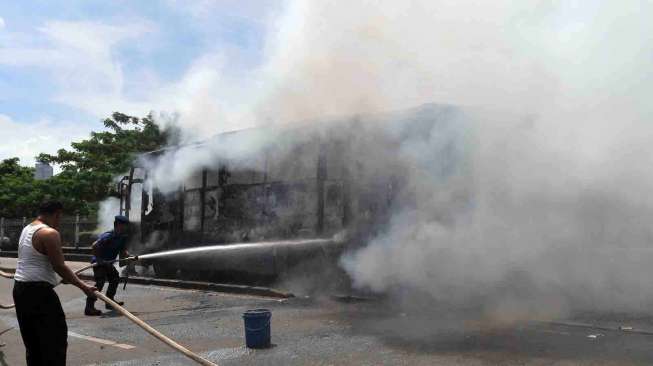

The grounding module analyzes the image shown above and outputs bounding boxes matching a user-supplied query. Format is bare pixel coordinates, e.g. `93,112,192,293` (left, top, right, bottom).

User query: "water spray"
136,237,340,260
71,237,341,276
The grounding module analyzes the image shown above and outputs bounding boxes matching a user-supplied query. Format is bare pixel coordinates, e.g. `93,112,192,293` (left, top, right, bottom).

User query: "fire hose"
0,257,218,366
95,291,217,366
0,257,133,309
0,270,15,309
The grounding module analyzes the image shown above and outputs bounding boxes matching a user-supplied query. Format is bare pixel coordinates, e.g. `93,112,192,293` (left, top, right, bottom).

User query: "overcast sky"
0,0,281,166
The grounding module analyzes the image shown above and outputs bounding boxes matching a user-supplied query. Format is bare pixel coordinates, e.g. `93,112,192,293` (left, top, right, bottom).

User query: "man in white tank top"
13,201,97,366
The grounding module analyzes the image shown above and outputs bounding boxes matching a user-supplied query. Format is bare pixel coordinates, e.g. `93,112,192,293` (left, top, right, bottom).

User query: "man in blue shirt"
85,215,131,316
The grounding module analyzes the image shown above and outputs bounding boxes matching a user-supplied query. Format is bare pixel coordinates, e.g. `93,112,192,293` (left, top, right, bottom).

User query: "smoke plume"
328,0,653,317
144,0,653,319
96,197,120,233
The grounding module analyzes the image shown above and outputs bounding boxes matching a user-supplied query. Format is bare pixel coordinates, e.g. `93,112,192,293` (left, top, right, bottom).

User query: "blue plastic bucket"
243,309,271,348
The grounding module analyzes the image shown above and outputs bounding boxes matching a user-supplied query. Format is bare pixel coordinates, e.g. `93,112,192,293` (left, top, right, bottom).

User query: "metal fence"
0,216,99,250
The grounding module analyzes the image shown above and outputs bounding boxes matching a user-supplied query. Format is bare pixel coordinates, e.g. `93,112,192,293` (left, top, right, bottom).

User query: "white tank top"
14,223,59,286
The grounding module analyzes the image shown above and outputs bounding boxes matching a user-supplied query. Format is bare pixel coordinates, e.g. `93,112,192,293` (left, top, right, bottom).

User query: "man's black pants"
13,281,67,366
86,263,119,309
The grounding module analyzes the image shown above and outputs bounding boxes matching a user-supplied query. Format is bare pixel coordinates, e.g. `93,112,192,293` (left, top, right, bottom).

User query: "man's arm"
90,239,103,264
91,240,99,257
118,247,133,267
38,229,97,297
91,238,109,265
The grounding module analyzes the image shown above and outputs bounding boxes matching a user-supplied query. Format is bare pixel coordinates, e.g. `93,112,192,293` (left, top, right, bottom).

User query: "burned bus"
117,104,470,282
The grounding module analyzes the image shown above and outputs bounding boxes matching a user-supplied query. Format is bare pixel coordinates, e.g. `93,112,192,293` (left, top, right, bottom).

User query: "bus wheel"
153,262,176,279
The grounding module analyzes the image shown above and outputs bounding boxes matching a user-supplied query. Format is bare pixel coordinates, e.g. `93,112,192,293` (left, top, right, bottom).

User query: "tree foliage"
0,113,174,217
0,158,40,217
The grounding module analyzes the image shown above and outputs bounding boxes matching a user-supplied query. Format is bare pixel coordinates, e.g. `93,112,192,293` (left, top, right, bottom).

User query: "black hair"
38,200,64,215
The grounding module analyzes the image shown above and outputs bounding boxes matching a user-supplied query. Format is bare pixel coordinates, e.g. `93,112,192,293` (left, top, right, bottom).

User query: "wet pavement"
0,264,653,365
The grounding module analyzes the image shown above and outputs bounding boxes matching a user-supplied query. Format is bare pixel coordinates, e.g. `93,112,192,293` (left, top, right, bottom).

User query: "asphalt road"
1,276,653,365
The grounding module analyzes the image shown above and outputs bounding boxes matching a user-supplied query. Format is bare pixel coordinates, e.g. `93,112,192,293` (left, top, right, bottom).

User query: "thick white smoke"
326,1,653,316
96,197,120,233
145,0,653,317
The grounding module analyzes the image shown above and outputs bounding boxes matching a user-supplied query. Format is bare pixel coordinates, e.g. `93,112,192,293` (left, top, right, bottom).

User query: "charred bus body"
118,104,471,282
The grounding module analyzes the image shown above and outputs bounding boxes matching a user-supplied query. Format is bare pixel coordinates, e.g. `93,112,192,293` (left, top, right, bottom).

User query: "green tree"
0,158,39,217
0,112,175,217
39,112,171,173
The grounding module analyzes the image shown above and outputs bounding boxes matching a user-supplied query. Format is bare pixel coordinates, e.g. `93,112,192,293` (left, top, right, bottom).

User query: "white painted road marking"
68,331,136,350
1,312,136,350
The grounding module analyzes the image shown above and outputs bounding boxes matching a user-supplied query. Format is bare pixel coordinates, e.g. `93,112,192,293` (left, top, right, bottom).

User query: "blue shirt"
92,230,127,263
